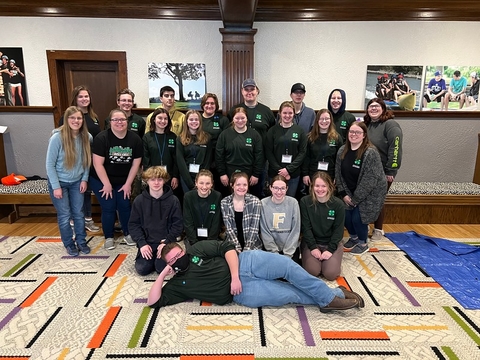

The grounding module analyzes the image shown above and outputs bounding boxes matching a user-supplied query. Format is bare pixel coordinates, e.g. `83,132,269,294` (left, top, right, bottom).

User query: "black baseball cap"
291,83,306,93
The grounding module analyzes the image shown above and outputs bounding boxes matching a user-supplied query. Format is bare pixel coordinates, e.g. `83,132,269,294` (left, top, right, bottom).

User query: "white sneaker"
85,219,100,232
123,234,136,246
371,228,384,240
104,238,116,250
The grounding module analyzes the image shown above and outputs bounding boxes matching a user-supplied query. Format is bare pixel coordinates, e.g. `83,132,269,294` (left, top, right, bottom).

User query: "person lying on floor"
147,240,364,313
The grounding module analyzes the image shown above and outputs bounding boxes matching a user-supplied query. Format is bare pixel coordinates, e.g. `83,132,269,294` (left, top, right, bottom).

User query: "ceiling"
2,0,480,24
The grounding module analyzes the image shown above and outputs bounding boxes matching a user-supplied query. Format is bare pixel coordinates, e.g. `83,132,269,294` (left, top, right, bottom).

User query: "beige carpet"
0,234,479,360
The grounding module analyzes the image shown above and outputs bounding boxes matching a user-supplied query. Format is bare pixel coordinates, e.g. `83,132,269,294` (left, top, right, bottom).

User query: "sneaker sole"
123,241,136,246
350,246,369,255
85,227,101,232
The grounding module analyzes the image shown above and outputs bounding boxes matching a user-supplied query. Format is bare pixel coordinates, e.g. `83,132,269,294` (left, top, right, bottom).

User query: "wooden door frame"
46,50,128,124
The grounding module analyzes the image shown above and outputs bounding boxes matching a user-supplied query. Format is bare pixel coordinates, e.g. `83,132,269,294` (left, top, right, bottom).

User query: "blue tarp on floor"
387,231,480,310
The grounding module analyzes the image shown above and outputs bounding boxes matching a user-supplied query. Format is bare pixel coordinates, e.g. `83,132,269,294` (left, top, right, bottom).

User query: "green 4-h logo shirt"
168,138,175,145
340,120,347,128
327,209,335,220
246,138,252,144
354,159,361,166
292,132,298,139
210,204,216,211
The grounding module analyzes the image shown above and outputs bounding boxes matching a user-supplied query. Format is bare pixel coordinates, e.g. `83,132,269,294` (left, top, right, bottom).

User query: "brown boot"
319,296,358,313
339,286,365,308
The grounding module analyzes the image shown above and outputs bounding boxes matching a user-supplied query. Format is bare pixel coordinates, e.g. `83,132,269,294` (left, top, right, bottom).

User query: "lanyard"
154,133,166,165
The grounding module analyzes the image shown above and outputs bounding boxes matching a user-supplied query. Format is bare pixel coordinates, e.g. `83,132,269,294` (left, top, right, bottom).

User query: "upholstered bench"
0,180,98,223
385,182,480,224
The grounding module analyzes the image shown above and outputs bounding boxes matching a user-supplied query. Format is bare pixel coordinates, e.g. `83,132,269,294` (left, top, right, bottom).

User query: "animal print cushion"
0,180,49,194
390,182,480,195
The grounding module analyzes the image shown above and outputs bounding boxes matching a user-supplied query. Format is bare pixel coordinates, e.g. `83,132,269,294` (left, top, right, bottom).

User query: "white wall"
0,17,479,181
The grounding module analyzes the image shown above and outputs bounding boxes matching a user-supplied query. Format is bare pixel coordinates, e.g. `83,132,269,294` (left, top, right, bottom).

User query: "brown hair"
195,169,214,184
160,242,182,261
201,93,219,112
117,88,135,102
363,98,394,125
142,165,171,182
179,110,210,146
149,108,172,133
270,174,288,187
340,121,372,161
308,109,339,144
230,107,248,128
229,171,249,188
309,171,334,204
70,85,98,121
278,101,295,126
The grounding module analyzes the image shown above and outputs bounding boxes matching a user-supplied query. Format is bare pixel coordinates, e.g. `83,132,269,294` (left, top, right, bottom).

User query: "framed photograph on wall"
422,66,479,111
365,65,423,111
0,47,28,106
148,62,206,110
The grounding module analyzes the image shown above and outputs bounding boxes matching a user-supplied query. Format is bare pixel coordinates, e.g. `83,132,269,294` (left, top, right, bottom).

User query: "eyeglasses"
349,130,364,135
68,116,83,121
319,118,331,122
111,118,127,122
167,250,184,266
368,104,381,109
271,186,287,192
119,99,133,103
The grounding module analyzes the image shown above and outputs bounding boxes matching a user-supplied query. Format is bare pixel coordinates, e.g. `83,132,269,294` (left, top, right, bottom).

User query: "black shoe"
339,286,365,308
319,296,359,313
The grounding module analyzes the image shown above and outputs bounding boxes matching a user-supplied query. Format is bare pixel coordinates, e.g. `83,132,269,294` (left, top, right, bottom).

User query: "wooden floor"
1,215,480,238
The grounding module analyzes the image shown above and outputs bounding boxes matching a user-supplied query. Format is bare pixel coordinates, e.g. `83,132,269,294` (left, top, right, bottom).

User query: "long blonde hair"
60,106,92,170
179,110,209,146
308,108,340,144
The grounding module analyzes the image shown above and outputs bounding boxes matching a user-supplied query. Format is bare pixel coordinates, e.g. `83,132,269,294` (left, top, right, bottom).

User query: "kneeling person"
129,166,183,275
147,240,364,313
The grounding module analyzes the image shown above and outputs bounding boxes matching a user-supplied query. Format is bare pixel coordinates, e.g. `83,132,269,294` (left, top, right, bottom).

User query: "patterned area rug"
1,235,480,360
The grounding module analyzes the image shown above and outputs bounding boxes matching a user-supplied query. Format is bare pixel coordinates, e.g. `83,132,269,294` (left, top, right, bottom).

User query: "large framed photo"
365,65,423,111
0,47,28,106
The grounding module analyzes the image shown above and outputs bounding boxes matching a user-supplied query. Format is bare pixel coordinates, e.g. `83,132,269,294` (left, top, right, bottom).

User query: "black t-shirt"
91,129,143,185
341,148,362,194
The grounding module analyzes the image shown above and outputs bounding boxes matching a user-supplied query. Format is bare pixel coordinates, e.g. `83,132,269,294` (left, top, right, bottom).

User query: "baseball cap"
290,83,306,93
242,78,257,88
9,59,15,64
434,71,442,76
470,71,477,78
1,55,8,60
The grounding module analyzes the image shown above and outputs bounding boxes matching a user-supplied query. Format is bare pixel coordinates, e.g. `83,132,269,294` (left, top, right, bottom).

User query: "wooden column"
220,28,257,114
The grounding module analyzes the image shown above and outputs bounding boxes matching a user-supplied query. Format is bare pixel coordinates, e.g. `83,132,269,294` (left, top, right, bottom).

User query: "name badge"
160,165,167,172
189,164,200,173
282,154,293,163
197,228,208,237
317,161,329,171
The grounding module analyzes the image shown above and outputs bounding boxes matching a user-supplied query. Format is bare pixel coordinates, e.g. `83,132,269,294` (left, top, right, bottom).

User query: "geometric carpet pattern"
1,235,480,360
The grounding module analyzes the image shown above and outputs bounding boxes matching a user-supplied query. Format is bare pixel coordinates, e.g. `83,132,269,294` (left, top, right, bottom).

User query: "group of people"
0,51,25,106
45,79,403,312
375,73,415,102
423,70,479,110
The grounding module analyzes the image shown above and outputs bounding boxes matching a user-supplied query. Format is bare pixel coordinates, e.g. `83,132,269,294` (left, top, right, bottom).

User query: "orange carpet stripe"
187,325,253,331
407,281,441,288
201,301,213,306
104,254,127,277
320,330,389,340
87,306,121,348
36,237,62,242
58,348,70,359
181,356,254,360
20,276,57,308
336,277,349,289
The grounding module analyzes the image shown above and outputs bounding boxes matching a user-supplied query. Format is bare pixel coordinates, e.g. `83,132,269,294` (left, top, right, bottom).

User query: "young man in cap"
423,71,447,110
145,85,185,136
290,82,315,134
147,240,364,313
465,72,479,108
228,79,275,198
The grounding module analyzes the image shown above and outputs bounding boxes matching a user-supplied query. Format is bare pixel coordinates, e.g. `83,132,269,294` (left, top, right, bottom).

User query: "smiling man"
105,89,146,138
147,240,364,313
145,86,185,136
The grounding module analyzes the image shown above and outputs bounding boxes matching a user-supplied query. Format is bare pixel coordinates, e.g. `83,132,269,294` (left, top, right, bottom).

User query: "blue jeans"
286,176,300,197
345,206,368,242
89,176,131,238
48,179,87,248
233,250,343,308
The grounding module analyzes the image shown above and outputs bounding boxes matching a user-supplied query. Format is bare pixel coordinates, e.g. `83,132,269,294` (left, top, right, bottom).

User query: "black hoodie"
128,185,183,248
327,88,356,142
